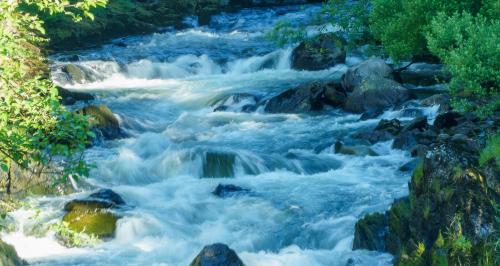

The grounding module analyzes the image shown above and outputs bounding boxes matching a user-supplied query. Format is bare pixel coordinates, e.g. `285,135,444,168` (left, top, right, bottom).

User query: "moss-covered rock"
291,33,346,71
353,125,499,265
62,189,125,239
0,238,24,266
76,105,122,140
62,200,118,238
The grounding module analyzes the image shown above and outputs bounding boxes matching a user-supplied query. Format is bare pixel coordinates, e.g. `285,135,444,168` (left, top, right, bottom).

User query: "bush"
426,12,499,116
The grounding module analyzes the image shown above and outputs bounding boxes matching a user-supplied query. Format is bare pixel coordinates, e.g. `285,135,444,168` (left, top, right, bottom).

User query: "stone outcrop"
190,243,244,266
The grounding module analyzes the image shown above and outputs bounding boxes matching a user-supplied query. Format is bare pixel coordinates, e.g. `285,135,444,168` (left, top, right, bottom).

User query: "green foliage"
0,0,104,193
426,12,499,116
50,221,100,247
479,133,500,168
369,0,483,61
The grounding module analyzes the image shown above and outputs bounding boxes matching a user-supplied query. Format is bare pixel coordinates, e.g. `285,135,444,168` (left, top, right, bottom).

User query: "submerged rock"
190,243,244,266
291,33,346,71
202,152,236,178
212,184,249,198
334,141,378,156
61,64,98,84
76,105,122,140
0,238,25,266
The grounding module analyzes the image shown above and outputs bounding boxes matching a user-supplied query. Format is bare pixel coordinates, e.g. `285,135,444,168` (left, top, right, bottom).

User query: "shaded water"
3,4,434,266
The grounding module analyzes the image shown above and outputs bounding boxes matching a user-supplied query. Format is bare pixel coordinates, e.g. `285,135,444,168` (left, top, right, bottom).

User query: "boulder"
212,184,249,198
190,243,244,266
344,76,410,114
62,189,124,239
397,63,450,86
264,82,325,113
63,201,118,238
341,58,393,92
291,33,346,71
76,105,122,140
401,116,428,132
202,152,236,178
0,238,24,266
323,81,347,107
57,87,94,105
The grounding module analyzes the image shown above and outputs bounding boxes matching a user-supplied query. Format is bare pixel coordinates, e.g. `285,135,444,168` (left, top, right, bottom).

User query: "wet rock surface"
291,33,346,71
190,243,244,266
353,113,499,265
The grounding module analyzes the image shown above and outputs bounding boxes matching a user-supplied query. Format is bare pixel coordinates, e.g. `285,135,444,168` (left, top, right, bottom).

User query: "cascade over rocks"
212,93,259,113
190,243,244,266
420,93,451,112
202,152,237,178
291,33,346,71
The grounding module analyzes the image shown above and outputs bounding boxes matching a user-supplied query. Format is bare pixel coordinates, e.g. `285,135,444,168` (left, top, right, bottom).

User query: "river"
3,4,435,266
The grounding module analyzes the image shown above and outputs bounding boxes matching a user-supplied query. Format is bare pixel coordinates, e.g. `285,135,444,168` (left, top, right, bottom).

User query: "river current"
3,4,437,266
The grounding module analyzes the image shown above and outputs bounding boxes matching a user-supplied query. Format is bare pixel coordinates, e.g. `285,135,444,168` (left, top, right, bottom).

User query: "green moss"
412,161,424,188
479,133,500,168
80,105,118,128
62,203,118,238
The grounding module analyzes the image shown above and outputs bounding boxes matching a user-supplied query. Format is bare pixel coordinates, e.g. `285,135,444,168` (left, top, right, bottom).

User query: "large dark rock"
0,238,25,266
353,119,402,144
341,58,394,92
433,111,462,129
264,82,325,113
61,64,98,84
344,76,410,114
57,87,94,105
291,33,346,71
89,189,126,206
323,81,347,107
190,243,244,266
397,63,450,86
76,105,122,140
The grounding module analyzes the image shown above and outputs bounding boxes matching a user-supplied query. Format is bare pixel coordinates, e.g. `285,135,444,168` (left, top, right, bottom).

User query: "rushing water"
2,4,437,266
